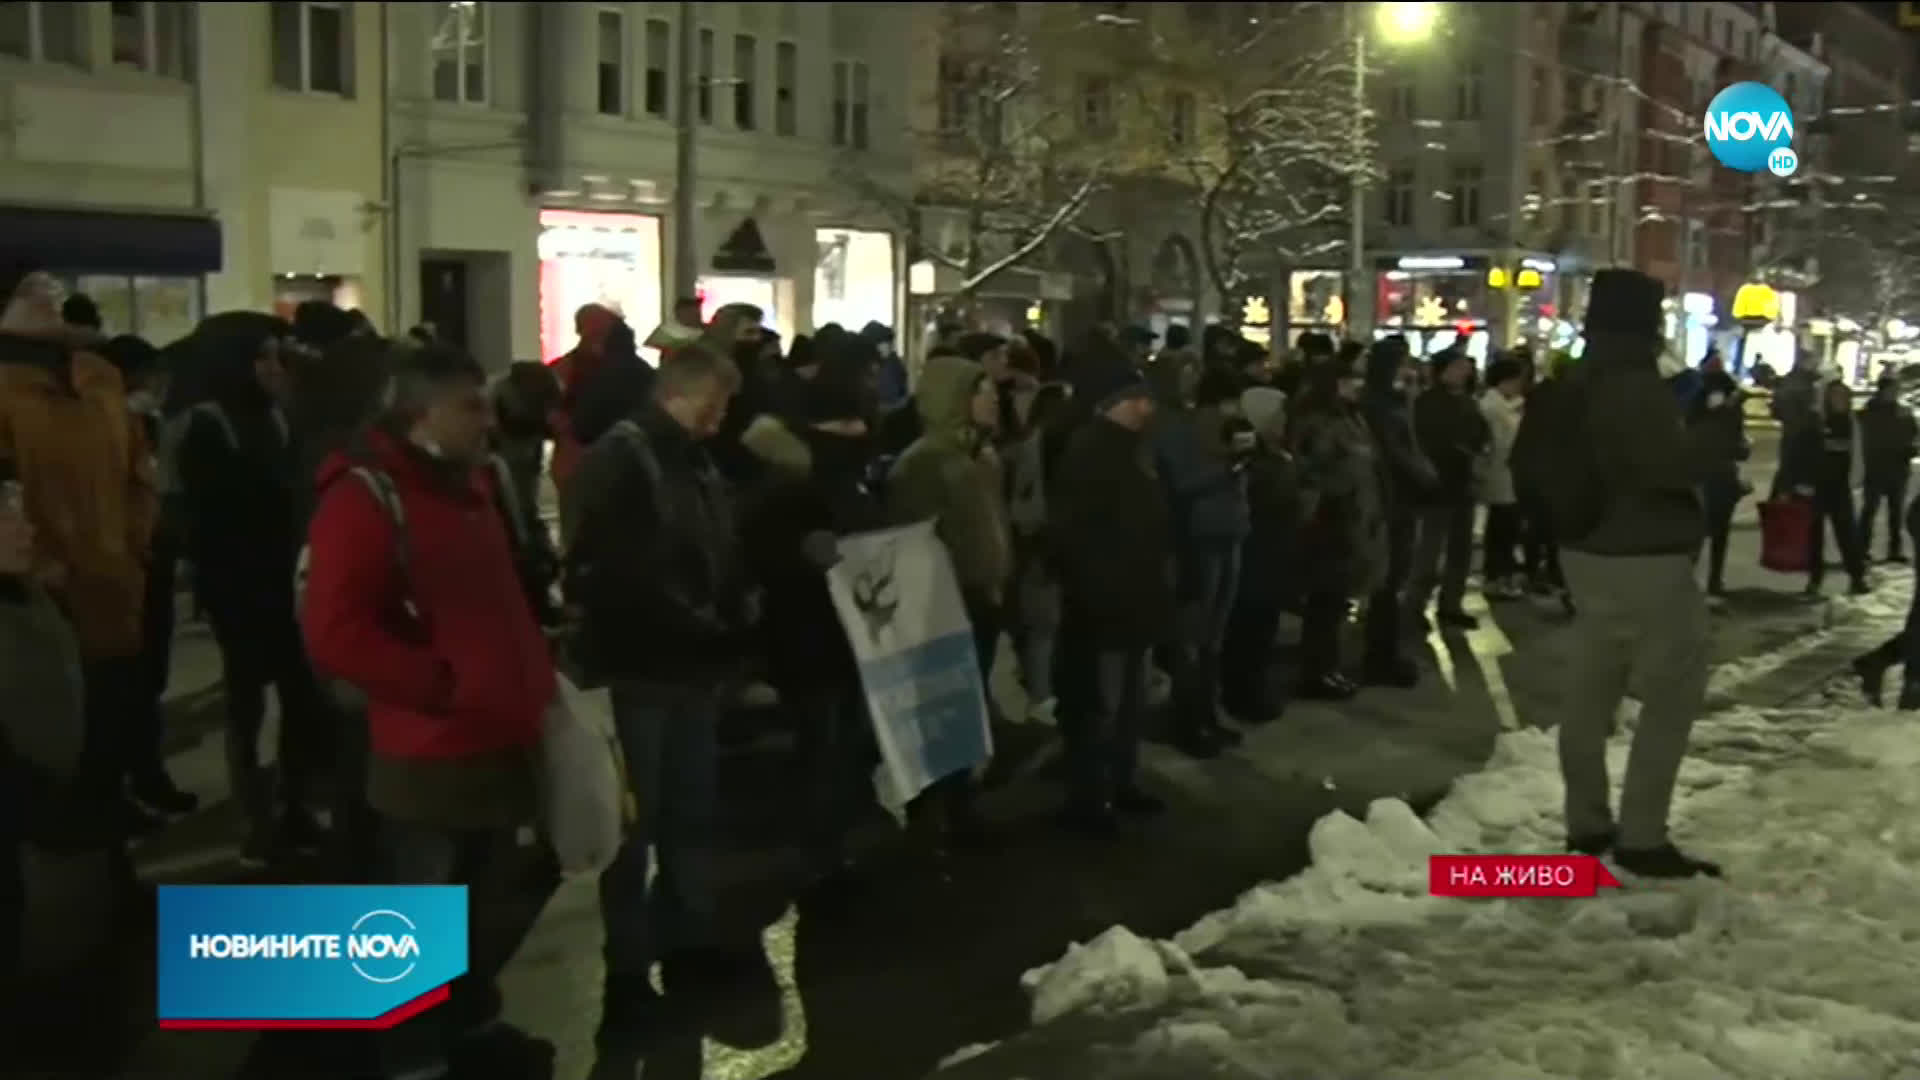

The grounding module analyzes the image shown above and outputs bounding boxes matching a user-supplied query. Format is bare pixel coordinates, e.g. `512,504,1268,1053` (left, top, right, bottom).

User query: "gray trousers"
1559,551,1710,850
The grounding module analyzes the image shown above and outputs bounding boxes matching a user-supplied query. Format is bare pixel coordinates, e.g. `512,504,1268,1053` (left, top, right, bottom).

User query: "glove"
801,530,842,569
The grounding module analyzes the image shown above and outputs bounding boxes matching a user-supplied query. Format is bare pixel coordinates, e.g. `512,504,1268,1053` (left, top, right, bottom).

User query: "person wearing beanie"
1548,266,1719,879
1406,347,1490,631
886,351,1012,848
1142,347,1251,754
1855,372,1916,564
1052,349,1174,833
1221,384,1302,722
859,320,909,408
61,293,102,334
735,354,886,884
1288,346,1389,700
1356,335,1432,687
1779,378,1868,596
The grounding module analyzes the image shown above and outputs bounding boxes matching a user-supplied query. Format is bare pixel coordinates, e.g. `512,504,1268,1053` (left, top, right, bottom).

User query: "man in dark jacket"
1690,362,1748,600
1557,268,1718,880
565,344,758,1017
1052,355,1173,834
1406,348,1488,630
1359,336,1431,685
178,317,327,863
1857,373,1916,563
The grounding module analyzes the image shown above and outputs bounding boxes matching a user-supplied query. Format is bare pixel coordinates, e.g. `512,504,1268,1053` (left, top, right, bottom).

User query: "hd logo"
1703,81,1796,177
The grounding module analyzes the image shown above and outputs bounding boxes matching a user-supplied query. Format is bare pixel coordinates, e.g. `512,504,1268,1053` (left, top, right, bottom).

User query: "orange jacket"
0,328,157,659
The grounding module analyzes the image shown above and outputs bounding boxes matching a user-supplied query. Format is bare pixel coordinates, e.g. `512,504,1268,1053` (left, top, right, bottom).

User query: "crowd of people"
2,258,1913,1076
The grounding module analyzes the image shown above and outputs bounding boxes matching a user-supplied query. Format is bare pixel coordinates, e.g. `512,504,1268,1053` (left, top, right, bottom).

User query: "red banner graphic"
1429,854,1623,898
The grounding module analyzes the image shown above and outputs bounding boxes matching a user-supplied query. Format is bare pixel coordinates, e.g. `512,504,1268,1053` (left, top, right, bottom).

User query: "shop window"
1168,91,1195,148
775,41,797,135
65,274,200,343
0,1,83,66
696,28,714,124
536,209,664,365
1454,69,1482,121
1449,166,1482,227
733,34,757,131
1384,168,1415,227
643,18,670,117
596,9,625,116
431,2,486,104
272,1,351,96
813,228,896,331
1079,75,1115,137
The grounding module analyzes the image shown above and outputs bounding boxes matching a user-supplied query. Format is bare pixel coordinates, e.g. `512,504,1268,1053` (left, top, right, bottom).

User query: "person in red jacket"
300,344,555,1077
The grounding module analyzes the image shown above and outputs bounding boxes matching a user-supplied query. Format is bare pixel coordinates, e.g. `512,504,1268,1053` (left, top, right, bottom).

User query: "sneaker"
1025,697,1058,725
1296,673,1357,702
1485,578,1525,601
1112,788,1166,816
1566,827,1617,856
1705,593,1729,613
1854,655,1889,707
1612,843,1721,879
1435,609,1479,631
130,776,199,817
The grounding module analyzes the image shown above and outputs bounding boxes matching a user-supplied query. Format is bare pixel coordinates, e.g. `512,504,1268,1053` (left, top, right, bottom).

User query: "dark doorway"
419,257,469,350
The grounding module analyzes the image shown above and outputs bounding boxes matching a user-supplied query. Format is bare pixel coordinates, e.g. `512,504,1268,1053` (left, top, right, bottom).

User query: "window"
0,1,84,66
109,2,189,75
1563,72,1583,119
831,60,870,149
696,28,714,124
775,41,797,136
1586,180,1607,235
430,1,485,104
1079,75,1114,136
1528,169,1544,221
1717,18,1730,50
644,18,670,117
733,34,757,130
1740,29,1751,58
1168,91,1195,148
1387,80,1415,120
272,1,351,96
1454,70,1482,120
1385,168,1415,226
1530,65,1547,125
1449,165,1482,226
597,9,625,116
937,54,970,133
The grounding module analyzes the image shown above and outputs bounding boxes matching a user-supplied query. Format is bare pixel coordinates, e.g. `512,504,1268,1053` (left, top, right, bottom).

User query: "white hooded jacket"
1477,386,1524,506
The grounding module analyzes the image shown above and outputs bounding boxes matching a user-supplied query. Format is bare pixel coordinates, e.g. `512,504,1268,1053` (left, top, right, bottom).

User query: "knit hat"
1583,268,1665,339
1240,386,1288,440
956,331,1008,363
1072,354,1151,411
61,293,101,330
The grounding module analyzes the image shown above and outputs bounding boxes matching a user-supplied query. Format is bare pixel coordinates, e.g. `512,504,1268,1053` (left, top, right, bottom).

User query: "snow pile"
963,705,1920,1080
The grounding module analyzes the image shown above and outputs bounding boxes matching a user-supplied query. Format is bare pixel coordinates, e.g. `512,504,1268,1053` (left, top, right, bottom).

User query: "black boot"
1854,654,1890,707
1566,826,1617,856
1899,681,1920,711
1612,842,1721,879
1297,672,1357,701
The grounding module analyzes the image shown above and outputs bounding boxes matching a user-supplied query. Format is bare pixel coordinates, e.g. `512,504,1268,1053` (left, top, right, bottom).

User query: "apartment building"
0,2,389,338
392,1,913,368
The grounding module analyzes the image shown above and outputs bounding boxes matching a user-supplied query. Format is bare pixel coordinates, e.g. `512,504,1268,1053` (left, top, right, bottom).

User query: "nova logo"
1703,81,1796,175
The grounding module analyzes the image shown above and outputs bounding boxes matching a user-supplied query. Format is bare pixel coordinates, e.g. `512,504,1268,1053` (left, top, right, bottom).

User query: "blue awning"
0,204,222,276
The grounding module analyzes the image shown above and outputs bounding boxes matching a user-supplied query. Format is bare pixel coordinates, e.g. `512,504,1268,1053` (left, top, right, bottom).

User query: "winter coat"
1857,396,1918,479
1144,358,1250,548
1562,331,1705,558
1240,445,1305,608
176,328,302,624
494,361,563,443
287,332,394,535
1051,414,1177,649
737,414,887,694
1476,387,1524,506
1289,400,1388,596
1411,385,1490,507
0,577,85,839
300,428,553,828
0,326,156,659
566,400,755,686
1782,408,1865,496
1360,355,1434,512
1687,371,1748,491
887,354,1013,604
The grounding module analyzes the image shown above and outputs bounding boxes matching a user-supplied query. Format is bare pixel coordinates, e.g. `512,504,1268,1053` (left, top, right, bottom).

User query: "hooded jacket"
1360,342,1433,509
1563,331,1705,557
0,324,156,659
887,353,1013,601
1476,386,1524,506
176,321,302,614
1857,392,1918,476
1411,379,1489,506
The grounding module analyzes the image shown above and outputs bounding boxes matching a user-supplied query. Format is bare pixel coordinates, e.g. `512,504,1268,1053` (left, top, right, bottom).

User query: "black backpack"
1512,373,1607,543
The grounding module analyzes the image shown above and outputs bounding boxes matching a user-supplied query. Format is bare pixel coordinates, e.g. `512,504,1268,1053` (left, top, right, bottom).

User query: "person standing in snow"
1856,373,1917,564
1552,268,1718,879
1477,357,1528,601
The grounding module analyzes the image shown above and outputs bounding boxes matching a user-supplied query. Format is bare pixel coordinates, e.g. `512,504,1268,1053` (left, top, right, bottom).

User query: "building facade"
390,0,913,370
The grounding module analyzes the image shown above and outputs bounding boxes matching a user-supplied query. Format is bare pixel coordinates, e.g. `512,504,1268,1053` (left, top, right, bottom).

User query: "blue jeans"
1172,543,1242,728
600,681,720,978
1059,644,1150,810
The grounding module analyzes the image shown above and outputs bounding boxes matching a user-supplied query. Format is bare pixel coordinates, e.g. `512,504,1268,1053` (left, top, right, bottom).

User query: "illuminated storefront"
537,209,663,363
1676,292,1718,365
1286,269,1345,348
812,227,896,332
1732,283,1796,376
1375,255,1493,364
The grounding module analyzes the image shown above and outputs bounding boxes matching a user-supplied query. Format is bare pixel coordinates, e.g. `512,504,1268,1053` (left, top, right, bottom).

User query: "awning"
0,204,222,276
711,217,776,275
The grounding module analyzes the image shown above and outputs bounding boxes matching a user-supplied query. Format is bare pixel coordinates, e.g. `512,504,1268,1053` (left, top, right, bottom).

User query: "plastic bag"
541,675,630,877
1759,497,1814,573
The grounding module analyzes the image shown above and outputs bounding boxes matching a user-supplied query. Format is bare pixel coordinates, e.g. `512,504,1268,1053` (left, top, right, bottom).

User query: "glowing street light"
1377,1,1439,45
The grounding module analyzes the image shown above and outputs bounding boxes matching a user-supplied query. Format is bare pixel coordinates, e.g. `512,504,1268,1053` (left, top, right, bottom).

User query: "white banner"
825,520,992,810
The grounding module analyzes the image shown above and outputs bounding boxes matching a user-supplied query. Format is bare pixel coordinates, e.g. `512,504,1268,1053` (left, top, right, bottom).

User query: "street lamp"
1348,2,1438,341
